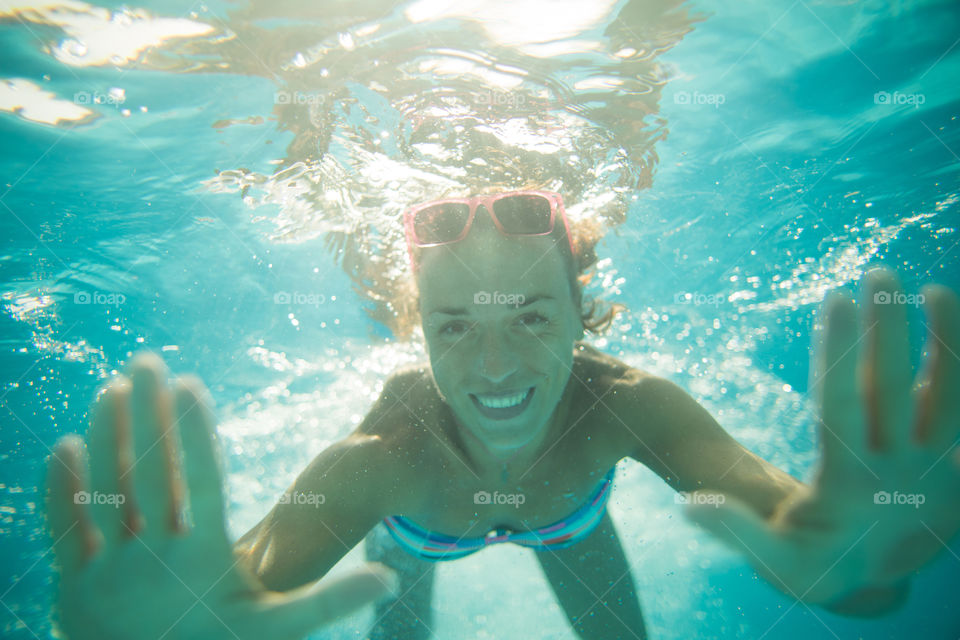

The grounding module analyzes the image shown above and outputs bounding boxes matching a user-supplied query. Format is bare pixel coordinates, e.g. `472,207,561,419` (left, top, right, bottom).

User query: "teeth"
476,388,529,409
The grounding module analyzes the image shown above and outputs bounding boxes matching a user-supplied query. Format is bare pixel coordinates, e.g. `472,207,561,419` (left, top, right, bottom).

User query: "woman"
45,189,960,640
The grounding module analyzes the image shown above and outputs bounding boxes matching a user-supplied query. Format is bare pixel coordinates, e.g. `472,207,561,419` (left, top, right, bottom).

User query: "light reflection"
0,78,94,125
1,1,215,67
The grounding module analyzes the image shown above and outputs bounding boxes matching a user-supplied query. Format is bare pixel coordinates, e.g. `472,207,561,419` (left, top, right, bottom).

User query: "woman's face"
417,209,584,455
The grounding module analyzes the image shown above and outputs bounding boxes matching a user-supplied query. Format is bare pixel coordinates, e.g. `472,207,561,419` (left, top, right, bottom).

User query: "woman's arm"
618,373,909,616
234,372,424,591
621,373,801,516
233,435,392,590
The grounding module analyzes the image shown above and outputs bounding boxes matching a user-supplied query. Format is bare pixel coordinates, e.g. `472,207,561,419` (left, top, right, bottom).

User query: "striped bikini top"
382,467,616,561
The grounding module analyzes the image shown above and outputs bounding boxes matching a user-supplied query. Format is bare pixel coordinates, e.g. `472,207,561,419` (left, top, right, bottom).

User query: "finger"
87,379,134,547
861,268,915,451
44,435,101,574
816,290,867,482
111,377,145,537
914,284,960,451
269,563,400,637
174,375,227,539
129,352,182,536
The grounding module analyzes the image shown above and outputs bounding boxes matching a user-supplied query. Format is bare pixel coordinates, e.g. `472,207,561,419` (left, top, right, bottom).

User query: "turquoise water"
1,0,959,638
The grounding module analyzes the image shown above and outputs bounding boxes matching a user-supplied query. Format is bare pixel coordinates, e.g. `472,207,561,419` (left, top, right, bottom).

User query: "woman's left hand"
684,266,960,607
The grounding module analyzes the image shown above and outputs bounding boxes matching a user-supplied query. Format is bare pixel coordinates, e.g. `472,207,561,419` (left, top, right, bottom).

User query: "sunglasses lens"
412,203,471,244
492,194,552,234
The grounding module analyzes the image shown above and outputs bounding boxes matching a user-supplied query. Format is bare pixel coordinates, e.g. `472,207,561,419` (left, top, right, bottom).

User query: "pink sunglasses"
404,190,575,273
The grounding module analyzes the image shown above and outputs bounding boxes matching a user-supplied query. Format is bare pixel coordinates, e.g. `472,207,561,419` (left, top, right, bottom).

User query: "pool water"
1,0,959,638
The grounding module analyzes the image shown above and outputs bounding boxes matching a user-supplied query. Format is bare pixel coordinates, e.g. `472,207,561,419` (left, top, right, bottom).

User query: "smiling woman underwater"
43,185,958,640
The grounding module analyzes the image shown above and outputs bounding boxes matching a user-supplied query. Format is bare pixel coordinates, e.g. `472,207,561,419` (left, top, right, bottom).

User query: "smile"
470,387,535,420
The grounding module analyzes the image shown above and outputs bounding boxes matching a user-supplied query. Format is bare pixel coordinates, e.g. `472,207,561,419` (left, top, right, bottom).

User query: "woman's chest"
404,452,619,539
394,348,638,538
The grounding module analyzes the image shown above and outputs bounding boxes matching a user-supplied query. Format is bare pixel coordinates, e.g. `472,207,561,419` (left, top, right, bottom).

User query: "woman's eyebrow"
429,294,555,316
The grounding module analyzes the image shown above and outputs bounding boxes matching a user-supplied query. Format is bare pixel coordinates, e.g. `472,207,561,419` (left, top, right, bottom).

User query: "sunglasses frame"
404,190,575,273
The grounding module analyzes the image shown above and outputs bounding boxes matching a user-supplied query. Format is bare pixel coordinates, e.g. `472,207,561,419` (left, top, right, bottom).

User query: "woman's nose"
478,332,517,383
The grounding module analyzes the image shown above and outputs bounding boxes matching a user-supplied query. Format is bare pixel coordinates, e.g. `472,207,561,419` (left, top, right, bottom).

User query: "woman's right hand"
45,352,398,640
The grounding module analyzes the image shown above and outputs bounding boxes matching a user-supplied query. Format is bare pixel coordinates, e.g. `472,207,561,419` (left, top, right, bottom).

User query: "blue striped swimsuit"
382,467,616,561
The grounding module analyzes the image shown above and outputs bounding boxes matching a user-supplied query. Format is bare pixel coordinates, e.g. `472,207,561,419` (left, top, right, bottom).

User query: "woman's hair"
385,179,628,341
563,213,629,335
208,3,699,345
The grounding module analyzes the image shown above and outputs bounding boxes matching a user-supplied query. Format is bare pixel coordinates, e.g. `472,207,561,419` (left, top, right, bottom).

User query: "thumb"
271,563,400,638
682,491,786,564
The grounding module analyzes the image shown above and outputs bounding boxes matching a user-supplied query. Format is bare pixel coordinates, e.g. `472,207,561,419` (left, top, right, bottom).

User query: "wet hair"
396,181,627,340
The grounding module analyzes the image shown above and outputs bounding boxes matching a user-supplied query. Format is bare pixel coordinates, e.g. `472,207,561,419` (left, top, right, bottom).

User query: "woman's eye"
519,313,548,327
439,321,468,336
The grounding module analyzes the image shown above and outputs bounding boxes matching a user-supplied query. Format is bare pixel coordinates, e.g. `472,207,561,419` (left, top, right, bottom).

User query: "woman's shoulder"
569,341,667,460
351,363,442,450
572,341,654,389
335,365,438,509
